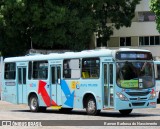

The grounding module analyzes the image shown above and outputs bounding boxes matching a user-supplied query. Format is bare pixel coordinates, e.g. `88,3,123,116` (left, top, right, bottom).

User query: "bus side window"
63,59,80,79
109,64,113,84
28,61,32,80
63,60,71,78
4,63,16,80
82,58,100,79
155,64,160,80
33,61,48,80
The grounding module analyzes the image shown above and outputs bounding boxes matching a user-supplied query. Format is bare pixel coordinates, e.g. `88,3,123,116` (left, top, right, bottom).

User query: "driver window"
155,64,160,79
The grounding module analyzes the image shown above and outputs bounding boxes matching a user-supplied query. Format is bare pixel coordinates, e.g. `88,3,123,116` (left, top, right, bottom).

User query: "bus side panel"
61,79,103,110
60,79,76,108
27,80,47,107
2,80,17,104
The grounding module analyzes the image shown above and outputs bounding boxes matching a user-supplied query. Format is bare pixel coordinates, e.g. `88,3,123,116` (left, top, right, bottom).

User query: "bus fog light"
149,102,156,106
116,92,128,101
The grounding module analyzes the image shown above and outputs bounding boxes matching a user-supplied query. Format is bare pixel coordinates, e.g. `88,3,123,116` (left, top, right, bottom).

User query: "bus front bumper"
115,98,157,110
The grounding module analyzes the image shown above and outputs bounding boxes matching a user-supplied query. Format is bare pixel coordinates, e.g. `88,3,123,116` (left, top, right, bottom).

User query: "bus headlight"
116,92,128,101
149,90,156,100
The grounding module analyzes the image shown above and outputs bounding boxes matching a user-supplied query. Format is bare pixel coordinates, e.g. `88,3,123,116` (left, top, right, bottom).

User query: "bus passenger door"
17,67,27,104
103,63,114,108
50,65,61,106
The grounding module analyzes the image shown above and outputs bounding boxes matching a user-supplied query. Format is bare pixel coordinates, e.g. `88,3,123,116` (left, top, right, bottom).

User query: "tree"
0,0,141,57
150,0,160,32
94,0,141,46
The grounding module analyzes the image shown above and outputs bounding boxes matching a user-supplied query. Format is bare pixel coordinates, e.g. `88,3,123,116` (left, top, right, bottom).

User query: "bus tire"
119,109,132,115
29,95,40,112
86,96,100,115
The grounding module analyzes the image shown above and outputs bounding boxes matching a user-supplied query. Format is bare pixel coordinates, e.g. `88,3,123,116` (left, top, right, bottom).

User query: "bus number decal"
29,83,36,87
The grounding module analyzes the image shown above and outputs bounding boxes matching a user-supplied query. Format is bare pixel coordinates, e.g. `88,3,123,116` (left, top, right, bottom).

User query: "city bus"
154,61,160,103
1,48,156,115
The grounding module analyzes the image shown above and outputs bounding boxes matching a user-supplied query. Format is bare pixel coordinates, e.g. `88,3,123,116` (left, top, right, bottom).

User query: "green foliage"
150,0,160,32
0,0,140,56
93,0,141,44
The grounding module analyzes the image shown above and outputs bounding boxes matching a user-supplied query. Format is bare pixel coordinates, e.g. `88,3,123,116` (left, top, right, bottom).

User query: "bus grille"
130,97,147,101
132,102,145,106
126,92,150,96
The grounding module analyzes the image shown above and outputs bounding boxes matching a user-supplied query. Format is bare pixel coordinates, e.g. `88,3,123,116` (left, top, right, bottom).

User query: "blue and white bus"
1,48,156,115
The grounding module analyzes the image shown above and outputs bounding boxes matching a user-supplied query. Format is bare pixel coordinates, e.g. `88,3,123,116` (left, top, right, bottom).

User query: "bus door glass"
50,65,61,106
17,67,27,104
103,63,114,108
154,62,160,101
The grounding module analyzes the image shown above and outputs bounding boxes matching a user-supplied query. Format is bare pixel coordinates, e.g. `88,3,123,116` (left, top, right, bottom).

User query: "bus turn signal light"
149,89,156,100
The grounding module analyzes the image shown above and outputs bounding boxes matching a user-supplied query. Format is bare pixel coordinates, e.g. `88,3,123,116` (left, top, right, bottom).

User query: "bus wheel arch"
28,92,46,112
83,93,100,115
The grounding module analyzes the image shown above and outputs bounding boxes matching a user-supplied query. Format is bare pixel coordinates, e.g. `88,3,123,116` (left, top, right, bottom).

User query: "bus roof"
4,48,151,63
154,61,160,63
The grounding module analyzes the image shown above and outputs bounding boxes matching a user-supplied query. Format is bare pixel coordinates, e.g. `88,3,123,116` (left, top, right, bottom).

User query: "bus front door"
103,63,114,108
17,67,27,104
50,65,61,106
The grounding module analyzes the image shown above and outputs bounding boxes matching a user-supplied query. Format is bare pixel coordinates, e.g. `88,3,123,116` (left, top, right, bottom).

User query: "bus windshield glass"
116,62,155,89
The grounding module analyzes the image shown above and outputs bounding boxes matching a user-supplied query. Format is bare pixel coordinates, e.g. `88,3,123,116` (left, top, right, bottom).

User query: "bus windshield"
116,61,155,89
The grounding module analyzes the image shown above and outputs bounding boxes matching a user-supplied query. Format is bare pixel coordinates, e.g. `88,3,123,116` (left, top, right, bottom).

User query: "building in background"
94,0,160,60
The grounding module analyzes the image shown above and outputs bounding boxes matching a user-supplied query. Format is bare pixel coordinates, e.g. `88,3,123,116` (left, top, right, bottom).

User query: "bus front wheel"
119,109,132,115
86,96,100,115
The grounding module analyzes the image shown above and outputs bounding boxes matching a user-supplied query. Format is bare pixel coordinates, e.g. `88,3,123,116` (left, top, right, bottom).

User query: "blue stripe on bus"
61,80,75,107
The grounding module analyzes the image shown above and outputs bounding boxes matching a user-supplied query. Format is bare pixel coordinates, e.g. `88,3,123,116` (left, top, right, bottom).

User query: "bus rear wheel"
86,96,100,115
119,109,132,115
29,95,40,112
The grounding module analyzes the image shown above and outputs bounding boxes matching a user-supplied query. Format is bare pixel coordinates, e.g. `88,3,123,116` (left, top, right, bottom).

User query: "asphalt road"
0,101,160,129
